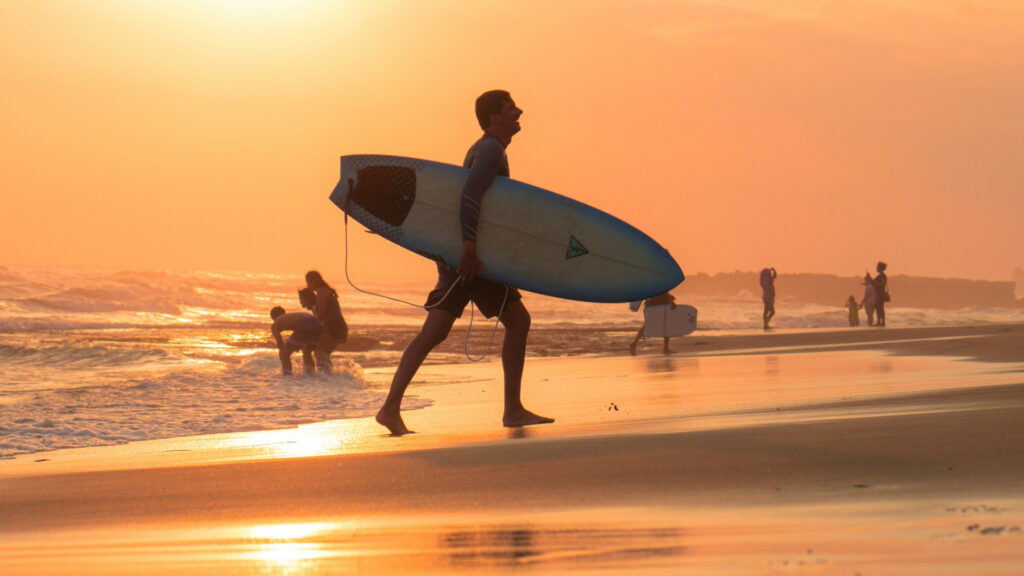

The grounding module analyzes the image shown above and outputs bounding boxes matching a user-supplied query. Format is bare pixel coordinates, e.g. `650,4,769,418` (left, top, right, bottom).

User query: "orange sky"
2,1,1022,285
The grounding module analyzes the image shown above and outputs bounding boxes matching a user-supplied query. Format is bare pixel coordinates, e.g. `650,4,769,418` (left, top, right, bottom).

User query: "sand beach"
2,323,1024,575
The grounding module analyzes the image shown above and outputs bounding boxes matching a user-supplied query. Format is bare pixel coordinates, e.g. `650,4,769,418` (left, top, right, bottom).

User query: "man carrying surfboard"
375,90,554,436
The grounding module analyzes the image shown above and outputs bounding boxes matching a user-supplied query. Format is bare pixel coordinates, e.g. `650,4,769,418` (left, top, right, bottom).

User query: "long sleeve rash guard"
460,134,509,243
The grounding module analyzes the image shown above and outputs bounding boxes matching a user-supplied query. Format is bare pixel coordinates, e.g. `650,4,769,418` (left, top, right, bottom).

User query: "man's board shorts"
287,316,323,348
425,264,521,319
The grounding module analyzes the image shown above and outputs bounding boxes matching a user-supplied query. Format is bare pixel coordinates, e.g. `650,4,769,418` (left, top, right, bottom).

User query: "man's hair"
270,306,285,319
475,90,511,130
298,288,316,309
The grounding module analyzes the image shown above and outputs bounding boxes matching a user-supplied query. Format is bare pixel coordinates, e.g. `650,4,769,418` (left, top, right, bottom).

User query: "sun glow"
206,0,315,15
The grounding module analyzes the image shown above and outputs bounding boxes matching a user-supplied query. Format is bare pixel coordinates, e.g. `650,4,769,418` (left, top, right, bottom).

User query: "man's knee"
414,312,456,349
501,305,531,335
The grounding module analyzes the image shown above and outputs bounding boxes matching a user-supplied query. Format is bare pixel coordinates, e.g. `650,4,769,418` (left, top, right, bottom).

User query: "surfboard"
642,305,697,338
329,154,684,303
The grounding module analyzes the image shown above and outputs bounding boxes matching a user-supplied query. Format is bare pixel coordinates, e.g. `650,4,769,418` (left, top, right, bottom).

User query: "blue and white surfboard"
330,154,684,303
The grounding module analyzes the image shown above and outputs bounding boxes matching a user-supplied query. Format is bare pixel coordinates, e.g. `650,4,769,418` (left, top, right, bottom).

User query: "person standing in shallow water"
270,306,321,375
375,90,554,436
860,273,876,326
303,271,348,373
873,262,889,327
760,267,777,330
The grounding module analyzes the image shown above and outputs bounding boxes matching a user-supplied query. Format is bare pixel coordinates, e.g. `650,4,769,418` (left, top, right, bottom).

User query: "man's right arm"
459,140,503,244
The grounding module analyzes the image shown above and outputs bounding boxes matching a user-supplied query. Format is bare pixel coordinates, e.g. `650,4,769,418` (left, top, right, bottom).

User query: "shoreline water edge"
3,267,1024,459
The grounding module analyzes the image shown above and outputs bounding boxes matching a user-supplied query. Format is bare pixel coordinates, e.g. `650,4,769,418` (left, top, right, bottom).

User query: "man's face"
492,98,523,136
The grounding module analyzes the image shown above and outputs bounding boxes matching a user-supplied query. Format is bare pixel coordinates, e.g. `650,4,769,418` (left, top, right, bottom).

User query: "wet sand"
2,323,1024,574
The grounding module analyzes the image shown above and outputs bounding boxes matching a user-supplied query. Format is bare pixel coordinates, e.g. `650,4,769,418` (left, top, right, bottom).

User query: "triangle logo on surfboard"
565,235,589,259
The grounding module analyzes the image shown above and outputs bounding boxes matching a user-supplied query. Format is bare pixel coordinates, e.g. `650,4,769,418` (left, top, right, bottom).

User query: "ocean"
2,266,1023,459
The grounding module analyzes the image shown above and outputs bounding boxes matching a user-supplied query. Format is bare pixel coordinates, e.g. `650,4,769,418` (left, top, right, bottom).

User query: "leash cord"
342,204,505,362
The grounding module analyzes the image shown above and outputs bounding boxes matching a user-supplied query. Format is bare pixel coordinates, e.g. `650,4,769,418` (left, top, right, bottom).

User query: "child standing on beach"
844,295,861,326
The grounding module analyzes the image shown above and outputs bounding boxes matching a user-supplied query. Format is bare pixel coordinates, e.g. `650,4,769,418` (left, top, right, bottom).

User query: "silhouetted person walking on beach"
760,267,777,330
874,262,889,327
629,292,677,355
375,90,553,436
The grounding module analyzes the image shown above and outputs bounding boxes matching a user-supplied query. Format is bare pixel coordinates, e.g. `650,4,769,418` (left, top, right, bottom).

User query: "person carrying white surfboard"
375,90,554,436
629,293,678,356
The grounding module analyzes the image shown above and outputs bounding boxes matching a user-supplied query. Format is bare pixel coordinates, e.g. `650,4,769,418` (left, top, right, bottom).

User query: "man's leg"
376,309,456,435
498,300,553,427
301,345,316,375
279,345,294,375
764,300,775,329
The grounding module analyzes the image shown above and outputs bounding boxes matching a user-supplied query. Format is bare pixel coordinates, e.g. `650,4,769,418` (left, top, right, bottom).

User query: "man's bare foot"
629,342,637,356
663,348,674,355
503,408,554,428
375,409,413,436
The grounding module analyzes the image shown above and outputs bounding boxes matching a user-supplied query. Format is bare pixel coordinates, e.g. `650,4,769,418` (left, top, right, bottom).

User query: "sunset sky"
2,1,1022,286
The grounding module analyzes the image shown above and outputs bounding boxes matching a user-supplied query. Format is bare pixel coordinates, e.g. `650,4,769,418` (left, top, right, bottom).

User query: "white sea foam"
0,351,422,458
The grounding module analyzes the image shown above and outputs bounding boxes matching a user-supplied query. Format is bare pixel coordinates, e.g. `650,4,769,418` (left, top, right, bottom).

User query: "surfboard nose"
649,250,685,298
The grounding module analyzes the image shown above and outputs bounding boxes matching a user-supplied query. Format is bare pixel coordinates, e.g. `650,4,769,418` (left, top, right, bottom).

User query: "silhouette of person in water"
270,306,321,375
760,267,777,330
303,271,348,373
860,273,876,326
844,295,861,326
375,90,553,436
873,261,889,327
629,292,677,356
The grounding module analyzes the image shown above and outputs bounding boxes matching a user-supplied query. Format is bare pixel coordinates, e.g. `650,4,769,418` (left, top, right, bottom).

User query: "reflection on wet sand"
506,427,532,440
443,525,685,568
642,356,700,375
644,357,676,374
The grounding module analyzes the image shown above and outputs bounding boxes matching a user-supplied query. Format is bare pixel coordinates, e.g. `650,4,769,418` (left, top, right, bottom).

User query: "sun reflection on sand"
246,522,338,572
206,418,387,460
248,425,350,459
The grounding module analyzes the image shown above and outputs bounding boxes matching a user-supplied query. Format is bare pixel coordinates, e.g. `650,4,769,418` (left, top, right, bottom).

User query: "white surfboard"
330,154,684,303
642,305,697,338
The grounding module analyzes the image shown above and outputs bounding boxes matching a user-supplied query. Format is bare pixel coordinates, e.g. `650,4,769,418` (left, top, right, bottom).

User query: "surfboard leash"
341,196,505,362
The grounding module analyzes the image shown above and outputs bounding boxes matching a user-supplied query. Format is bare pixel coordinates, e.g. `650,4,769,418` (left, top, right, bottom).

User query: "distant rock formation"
679,272,1022,309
